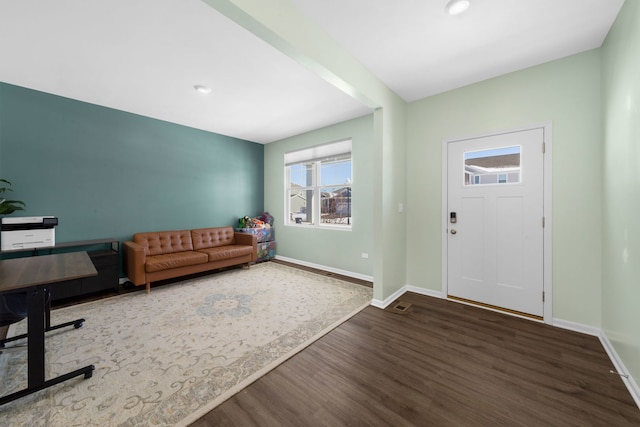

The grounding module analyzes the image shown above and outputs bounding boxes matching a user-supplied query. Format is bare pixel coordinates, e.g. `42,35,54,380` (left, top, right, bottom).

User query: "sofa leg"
247,262,251,269
146,282,150,294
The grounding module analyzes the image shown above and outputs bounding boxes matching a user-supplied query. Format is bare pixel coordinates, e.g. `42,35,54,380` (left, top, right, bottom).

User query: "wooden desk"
0,239,120,301
0,252,97,405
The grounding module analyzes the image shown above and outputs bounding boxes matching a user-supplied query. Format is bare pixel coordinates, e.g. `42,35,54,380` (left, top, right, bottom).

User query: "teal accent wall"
0,83,263,245
601,0,640,391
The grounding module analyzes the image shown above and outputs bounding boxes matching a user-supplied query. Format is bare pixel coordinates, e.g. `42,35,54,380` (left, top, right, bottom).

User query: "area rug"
0,262,372,426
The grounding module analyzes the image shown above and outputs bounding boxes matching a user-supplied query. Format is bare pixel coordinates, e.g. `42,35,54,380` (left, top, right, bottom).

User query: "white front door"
446,128,544,317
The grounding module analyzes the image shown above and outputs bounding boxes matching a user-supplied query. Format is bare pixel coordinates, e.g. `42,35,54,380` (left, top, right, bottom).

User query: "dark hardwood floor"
2,261,638,425
191,291,640,427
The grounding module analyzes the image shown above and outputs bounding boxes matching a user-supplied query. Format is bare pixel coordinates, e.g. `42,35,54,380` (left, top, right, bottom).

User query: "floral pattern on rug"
0,262,372,426
197,294,253,318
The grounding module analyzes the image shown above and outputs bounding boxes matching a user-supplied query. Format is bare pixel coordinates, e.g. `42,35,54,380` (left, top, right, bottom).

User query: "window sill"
284,223,352,232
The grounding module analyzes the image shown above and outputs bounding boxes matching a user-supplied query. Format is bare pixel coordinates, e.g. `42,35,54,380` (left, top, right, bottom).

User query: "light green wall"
406,50,603,326
374,103,408,301
0,83,264,246
206,0,407,301
601,0,640,386
264,115,373,276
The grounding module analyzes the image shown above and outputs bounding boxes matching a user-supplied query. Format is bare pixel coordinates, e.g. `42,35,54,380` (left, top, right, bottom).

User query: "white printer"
1,216,58,251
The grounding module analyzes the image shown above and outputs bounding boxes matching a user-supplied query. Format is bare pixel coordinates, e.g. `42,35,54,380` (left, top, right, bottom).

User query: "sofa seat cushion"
145,251,208,273
196,245,253,262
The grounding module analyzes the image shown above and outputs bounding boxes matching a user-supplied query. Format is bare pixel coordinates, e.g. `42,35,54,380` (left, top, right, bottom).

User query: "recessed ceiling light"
446,0,470,15
194,85,211,94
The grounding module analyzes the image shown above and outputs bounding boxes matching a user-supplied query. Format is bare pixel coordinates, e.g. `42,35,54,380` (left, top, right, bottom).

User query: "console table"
0,238,119,301
0,252,97,405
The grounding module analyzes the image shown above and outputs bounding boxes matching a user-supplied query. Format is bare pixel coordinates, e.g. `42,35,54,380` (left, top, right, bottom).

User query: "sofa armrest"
234,232,258,262
123,240,147,285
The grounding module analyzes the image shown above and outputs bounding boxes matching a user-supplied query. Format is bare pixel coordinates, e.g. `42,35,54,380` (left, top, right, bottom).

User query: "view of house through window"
285,139,352,228
464,146,521,185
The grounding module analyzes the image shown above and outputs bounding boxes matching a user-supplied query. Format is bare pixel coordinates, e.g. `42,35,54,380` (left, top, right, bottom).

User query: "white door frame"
441,123,553,324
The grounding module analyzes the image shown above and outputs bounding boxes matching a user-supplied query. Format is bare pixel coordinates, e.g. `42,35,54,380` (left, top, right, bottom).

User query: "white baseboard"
552,318,601,336
274,255,374,283
597,331,640,409
371,284,441,309
371,286,407,309
406,285,442,299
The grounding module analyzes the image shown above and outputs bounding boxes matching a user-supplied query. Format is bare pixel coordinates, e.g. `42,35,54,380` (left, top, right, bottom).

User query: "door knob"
450,229,457,235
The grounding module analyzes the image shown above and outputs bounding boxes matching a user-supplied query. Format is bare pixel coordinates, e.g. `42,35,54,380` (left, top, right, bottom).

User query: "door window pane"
464,146,521,186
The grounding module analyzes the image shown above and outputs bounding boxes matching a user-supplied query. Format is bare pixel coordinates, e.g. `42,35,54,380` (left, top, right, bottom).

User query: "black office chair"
1,290,81,353
1,293,28,324
0,292,28,351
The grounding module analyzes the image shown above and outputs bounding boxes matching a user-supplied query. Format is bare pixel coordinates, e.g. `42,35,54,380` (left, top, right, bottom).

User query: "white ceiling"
292,0,625,102
0,0,625,144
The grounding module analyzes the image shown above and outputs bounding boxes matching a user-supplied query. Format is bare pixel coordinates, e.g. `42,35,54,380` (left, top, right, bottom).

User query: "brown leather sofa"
123,226,257,293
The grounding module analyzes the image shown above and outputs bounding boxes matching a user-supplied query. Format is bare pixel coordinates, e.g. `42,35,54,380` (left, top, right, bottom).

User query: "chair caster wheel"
84,365,95,379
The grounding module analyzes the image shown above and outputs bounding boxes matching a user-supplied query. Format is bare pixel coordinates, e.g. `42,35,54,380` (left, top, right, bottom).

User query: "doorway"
442,125,551,320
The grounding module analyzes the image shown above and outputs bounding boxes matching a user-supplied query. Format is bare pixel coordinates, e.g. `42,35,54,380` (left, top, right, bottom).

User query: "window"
464,146,521,186
285,139,352,229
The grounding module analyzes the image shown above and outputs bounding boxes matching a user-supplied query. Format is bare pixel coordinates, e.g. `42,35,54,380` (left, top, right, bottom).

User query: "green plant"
0,178,26,215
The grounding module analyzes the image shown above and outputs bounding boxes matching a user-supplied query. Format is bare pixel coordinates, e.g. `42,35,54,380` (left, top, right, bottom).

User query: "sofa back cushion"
191,227,235,250
133,230,194,256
